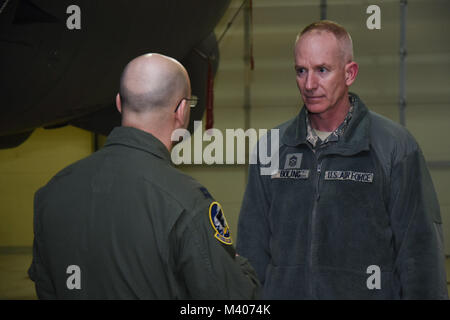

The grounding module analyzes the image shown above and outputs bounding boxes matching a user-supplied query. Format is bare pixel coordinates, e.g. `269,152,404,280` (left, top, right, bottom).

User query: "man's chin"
305,102,329,114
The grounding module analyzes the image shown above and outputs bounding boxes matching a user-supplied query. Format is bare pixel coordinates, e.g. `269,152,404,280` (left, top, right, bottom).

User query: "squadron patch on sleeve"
208,201,232,245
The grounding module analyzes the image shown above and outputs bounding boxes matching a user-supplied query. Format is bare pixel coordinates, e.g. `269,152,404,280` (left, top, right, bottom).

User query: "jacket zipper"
309,158,322,298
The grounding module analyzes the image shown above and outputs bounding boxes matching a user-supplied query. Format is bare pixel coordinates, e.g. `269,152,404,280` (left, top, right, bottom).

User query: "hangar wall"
0,127,92,247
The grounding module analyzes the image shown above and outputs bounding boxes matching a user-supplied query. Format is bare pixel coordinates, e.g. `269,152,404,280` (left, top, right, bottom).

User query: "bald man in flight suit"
28,53,260,299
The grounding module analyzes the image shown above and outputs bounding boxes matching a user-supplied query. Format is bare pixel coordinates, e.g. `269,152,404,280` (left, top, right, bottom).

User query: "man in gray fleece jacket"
237,20,448,299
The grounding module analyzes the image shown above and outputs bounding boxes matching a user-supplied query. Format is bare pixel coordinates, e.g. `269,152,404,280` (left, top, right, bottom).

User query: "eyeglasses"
174,95,198,112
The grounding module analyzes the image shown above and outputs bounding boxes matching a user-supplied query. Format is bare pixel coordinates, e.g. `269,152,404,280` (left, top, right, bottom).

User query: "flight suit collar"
104,126,171,162
282,92,370,156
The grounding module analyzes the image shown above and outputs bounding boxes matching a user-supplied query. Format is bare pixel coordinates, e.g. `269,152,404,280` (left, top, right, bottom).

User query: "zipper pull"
316,163,321,201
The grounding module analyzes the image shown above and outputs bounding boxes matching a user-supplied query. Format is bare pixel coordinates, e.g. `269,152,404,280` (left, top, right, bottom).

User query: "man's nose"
305,73,317,91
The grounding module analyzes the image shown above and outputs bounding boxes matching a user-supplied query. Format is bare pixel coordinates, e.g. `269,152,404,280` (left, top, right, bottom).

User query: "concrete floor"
1,250,449,300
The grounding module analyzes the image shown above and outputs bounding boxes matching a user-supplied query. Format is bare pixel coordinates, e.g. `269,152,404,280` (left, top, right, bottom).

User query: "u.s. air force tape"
324,170,374,183
208,201,232,245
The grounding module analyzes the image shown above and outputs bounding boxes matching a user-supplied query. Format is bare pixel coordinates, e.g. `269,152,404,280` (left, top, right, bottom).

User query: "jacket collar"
104,126,171,162
281,92,370,156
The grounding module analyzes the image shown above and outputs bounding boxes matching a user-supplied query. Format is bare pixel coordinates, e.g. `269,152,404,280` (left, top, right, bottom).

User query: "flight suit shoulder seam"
141,176,187,208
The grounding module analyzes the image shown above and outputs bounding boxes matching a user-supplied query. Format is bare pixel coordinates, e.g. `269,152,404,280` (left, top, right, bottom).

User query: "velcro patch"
209,202,232,245
324,171,374,183
284,153,303,169
271,169,310,179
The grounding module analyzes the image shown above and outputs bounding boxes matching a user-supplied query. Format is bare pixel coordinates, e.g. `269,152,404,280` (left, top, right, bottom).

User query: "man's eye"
296,68,305,75
319,67,327,73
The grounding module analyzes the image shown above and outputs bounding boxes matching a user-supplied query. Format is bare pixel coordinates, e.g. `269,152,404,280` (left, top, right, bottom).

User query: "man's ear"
174,99,188,128
345,61,359,86
116,93,122,114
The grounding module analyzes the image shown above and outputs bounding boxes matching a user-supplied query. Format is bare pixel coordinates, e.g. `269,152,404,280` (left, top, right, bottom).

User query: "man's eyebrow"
317,63,333,69
295,63,332,69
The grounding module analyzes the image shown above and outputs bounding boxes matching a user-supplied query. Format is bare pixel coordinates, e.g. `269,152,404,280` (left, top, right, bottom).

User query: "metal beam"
399,0,408,126
243,0,251,132
244,0,252,182
320,0,327,20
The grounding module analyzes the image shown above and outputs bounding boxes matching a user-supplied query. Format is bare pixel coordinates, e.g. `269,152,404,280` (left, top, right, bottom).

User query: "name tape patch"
271,169,310,179
209,202,232,245
325,170,374,183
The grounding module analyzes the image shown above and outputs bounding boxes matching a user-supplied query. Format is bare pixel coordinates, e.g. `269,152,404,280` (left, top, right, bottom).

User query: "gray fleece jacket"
237,93,448,299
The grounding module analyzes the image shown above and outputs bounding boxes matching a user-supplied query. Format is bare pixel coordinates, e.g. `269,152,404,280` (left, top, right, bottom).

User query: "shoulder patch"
208,201,232,245
199,187,213,199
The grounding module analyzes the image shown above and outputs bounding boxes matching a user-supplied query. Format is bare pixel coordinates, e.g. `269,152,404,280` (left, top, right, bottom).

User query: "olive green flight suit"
29,126,260,299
